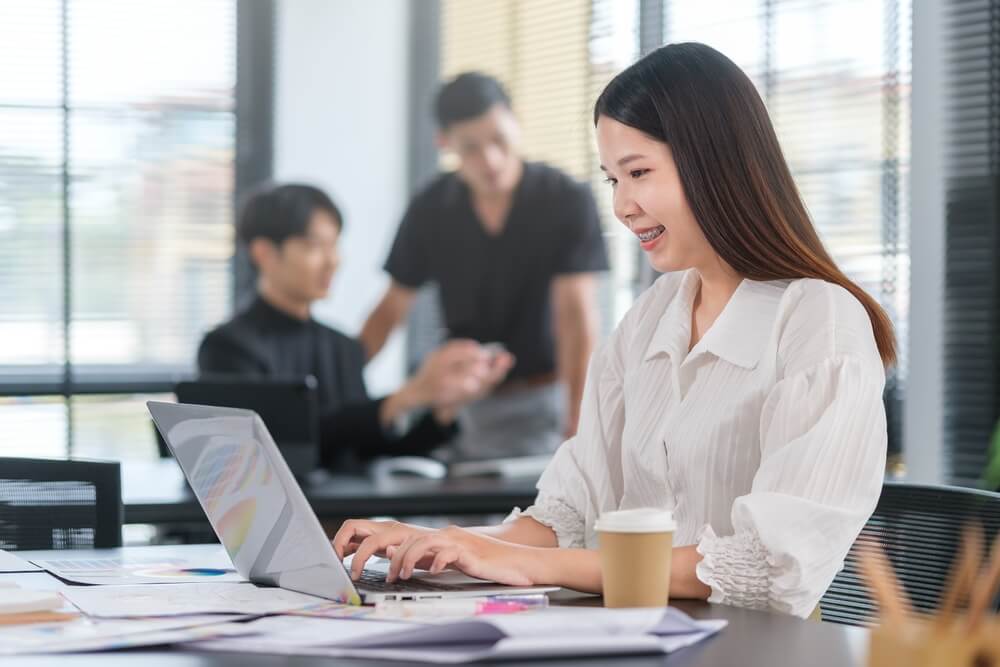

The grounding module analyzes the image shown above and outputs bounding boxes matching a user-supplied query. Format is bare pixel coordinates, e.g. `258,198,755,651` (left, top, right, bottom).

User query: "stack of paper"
0,614,251,655
6,579,336,654
190,606,727,663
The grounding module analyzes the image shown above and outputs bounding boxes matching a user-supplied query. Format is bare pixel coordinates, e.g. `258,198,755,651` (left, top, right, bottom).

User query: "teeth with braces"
638,226,665,242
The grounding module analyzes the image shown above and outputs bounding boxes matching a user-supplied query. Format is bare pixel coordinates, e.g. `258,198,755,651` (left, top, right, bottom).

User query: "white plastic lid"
593,508,676,533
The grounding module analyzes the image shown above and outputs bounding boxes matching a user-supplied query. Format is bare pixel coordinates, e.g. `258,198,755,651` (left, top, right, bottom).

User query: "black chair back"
0,457,123,550
821,482,1000,625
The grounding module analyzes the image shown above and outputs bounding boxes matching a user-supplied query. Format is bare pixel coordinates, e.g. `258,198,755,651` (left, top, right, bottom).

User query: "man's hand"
413,340,514,409
380,340,515,428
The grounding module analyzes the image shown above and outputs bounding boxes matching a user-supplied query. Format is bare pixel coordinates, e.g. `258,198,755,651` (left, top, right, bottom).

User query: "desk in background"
3,544,871,667
122,460,539,527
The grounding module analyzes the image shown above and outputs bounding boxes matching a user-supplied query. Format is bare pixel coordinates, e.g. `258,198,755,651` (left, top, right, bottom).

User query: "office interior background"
0,0,996,491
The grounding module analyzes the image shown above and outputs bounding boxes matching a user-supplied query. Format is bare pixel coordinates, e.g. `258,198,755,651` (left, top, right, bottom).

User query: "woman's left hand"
386,526,536,586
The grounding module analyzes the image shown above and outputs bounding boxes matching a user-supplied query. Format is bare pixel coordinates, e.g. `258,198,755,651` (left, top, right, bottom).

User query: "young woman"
333,42,893,618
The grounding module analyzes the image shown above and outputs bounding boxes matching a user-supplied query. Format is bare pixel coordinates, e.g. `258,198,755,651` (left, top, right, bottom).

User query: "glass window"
0,0,238,457
665,0,911,379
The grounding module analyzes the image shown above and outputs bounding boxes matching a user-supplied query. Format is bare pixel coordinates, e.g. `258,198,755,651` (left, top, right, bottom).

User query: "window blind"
943,0,1000,487
0,0,240,458
662,0,911,458
0,0,236,392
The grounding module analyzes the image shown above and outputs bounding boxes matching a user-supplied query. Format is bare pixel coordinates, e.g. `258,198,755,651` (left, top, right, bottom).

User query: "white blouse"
509,269,887,618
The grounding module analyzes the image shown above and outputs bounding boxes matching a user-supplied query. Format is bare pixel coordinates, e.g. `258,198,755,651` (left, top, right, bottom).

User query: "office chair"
0,457,123,550
821,482,1000,626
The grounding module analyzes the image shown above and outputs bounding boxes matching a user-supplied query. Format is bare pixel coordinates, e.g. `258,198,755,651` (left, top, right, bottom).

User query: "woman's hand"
331,519,433,580
386,526,536,586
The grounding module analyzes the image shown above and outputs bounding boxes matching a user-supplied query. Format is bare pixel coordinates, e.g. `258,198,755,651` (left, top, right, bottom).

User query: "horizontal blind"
771,0,910,372
0,0,236,391
664,0,911,457
440,0,593,181
943,0,1000,486
665,0,911,366
0,0,65,384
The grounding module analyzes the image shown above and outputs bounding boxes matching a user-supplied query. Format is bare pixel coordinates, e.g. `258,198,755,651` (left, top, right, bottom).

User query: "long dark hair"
595,42,896,367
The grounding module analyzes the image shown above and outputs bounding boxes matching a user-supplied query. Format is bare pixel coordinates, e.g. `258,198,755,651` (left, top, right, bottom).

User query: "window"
0,0,241,458
663,0,912,456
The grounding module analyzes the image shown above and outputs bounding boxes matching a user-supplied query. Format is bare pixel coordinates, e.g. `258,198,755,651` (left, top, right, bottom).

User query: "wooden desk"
2,544,871,667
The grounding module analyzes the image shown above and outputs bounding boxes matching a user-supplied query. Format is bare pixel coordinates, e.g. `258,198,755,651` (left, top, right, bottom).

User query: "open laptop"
147,400,558,604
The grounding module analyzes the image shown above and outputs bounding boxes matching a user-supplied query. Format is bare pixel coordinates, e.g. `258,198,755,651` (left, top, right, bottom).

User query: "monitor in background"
162,377,320,480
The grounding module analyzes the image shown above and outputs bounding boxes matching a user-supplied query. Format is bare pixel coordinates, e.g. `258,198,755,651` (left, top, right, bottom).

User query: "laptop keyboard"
358,569,465,593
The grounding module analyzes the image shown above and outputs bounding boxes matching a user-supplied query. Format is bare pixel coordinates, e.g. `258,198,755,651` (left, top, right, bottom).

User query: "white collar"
644,270,788,369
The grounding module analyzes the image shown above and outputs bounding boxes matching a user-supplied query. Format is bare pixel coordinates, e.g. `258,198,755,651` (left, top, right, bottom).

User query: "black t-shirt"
384,161,609,380
197,297,456,469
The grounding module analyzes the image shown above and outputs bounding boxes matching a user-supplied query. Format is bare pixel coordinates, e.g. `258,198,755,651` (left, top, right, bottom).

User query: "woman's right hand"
331,519,432,580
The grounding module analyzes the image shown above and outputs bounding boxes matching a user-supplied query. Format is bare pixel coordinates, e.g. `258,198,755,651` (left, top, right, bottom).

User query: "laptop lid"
147,400,361,604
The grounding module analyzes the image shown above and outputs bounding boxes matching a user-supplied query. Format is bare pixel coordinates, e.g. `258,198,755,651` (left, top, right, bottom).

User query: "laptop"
173,378,318,480
147,400,558,604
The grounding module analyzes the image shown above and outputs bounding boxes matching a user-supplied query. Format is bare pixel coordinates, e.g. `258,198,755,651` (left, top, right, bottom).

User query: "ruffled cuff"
695,525,771,611
503,495,586,548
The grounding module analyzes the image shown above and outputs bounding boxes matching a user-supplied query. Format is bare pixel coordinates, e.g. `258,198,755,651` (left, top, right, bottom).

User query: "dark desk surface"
122,460,539,525
3,545,871,667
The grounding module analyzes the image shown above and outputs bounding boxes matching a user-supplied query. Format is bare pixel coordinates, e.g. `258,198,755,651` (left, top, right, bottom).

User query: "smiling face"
438,104,523,198
596,115,720,274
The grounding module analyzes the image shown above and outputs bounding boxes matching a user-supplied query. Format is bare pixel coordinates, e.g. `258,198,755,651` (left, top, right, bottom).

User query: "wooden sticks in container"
864,525,1000,667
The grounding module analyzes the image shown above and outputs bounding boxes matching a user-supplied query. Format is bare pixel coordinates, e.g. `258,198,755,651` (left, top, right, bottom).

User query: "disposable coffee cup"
595,508,676,608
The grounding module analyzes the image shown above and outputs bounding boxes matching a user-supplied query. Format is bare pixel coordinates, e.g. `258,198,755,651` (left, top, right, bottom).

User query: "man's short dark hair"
434,72,511,130
237,183,343,248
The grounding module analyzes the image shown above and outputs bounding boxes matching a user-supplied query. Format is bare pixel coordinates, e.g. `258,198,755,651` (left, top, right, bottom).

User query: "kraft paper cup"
595,508,676,608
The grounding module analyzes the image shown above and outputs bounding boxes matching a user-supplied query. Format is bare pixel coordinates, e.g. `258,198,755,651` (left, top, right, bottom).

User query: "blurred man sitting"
198,184,512,471
362,73,609,460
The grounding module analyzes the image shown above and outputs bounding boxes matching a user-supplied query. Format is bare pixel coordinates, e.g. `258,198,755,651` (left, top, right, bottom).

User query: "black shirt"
197,297,456,469
384,161,609,380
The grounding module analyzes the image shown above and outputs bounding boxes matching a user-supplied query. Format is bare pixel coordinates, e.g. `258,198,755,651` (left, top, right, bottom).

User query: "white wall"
273,0,411,396
905,0,946,484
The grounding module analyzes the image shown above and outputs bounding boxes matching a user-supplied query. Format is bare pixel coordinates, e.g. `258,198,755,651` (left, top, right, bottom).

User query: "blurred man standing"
362,73,608,460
